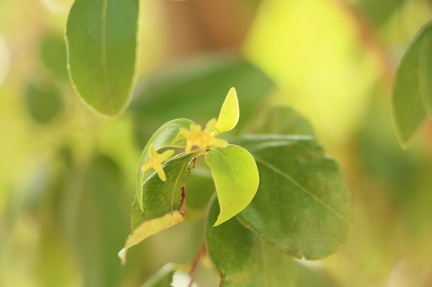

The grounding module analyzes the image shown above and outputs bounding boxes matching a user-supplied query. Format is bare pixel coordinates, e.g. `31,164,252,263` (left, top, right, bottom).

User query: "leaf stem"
188,243,206,287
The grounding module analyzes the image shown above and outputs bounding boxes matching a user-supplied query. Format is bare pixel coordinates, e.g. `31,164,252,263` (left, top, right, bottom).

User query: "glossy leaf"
121,151,199,263
391,25,426,147
136,118,195,211
205,145,259,226
215,87,239,134
234,135,351,259
205,196,296,287
419,22,432,118
66,0,139,118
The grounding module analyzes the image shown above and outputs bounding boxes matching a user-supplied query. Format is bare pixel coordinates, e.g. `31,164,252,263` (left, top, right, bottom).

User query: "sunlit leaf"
136,118,195,211
66,0,139,118
119,210,184,265
205,145,259,226
215,87,239,134
391,25,427,147
121,151,199,263
205,195,296,287
234,135,352,259
419,22,432,118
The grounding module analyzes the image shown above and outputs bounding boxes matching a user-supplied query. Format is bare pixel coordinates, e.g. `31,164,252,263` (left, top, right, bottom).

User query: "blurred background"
1,0,432,286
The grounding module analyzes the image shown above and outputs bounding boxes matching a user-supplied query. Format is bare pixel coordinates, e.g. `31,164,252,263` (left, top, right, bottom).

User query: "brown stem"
188,243,207,287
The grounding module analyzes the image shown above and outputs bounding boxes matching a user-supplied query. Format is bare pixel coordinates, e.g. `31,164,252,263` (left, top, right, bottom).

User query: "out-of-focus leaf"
419,22,432,118
141,264,177,287
39,33,68,79
244,106,315,136
205,145,259,226
131,56,274,145
235,135,351,259
205,195,296,287
23,81,64,124
391,25,426,147
66,0,139,118
215,87,239,134
121,151,199,264
358,0,406,27
136,118,195,211
68,155,129,287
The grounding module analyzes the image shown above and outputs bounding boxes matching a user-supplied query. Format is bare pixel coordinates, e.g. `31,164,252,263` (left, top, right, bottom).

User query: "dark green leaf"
66,0,139,118
121,151,199,263
205,195,296,287
391,25,427,147
419,22,432,118
131,56,274,144
136,118,195,211
234,135,351,259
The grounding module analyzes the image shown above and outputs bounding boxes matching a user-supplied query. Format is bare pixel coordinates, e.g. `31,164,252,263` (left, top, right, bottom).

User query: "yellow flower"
176,118,228,152
141,144,175,181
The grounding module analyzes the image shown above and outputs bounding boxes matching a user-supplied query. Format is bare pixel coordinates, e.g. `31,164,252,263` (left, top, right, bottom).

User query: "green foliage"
120,86,351,284
206,195,296,287
66,0,139,118
205,145,259,226
235,135,351,259
391,21,432,147
23,81,64,123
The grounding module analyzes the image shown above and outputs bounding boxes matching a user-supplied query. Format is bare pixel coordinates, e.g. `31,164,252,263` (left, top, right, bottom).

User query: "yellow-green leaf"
215,87,239,135
205,145,259,226
119,211,184,265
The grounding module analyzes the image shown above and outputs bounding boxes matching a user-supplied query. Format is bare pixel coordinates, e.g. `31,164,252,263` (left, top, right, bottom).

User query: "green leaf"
419,22,432,118
391,25,427,147
66,0,139,118
136,118,196,211
235,135,351,259
24,81,64,124
205,145,259,226
121,151,199,264
215,87,239,134
205,195,296,287
38,33,68,79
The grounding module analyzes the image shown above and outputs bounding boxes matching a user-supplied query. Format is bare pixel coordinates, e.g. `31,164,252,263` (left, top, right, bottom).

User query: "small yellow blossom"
175,118,228,152
141,144,175,181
